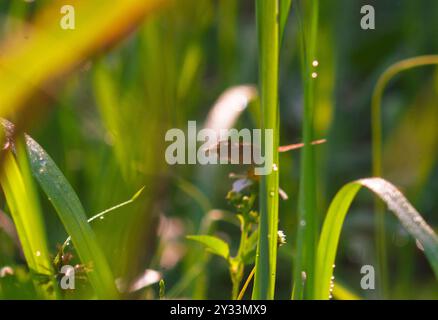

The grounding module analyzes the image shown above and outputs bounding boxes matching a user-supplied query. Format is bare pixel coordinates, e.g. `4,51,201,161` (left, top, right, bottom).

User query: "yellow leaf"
0,0,166,120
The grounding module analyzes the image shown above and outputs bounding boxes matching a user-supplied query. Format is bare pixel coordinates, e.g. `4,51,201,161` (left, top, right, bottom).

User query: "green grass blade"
24,134,118,299
371,55,438,296
252,0,280,300
293,0,319,300
62,187,145,248
314,177,438,300
279,0,292,43
1,142,57,299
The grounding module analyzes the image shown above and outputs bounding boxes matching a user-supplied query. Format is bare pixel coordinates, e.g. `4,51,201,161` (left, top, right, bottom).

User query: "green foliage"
0,0,437,301
187,235,230,260
0,138,57,299
25,135,118,299
314,178,438,300
253,0,282,300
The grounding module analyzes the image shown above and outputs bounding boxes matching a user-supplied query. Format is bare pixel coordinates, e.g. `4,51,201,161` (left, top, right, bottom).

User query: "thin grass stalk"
252,0,280,300
292,0,319,300
371,55,438,297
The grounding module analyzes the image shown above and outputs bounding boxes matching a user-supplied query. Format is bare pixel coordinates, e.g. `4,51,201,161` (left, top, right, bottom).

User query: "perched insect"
220,138,326,200
206,138,326,165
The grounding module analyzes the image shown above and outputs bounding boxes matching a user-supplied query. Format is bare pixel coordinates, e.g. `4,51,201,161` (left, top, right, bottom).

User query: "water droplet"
39,168,45,174
35,251,41,257
272,163,278,171
311,72,318,79
300,220,306,227
332,264,336,268
413,216,422,223
100,216,104,220
416,239,424,252
312,60,319,67
269,191,275,197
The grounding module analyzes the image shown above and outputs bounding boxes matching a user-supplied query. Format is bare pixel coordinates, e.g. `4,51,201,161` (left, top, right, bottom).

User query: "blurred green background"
0,0,437,299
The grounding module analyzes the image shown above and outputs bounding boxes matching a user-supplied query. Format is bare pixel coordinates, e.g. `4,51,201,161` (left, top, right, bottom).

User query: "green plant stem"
371,55,438,297
238,266,256,300
293,0,319,300
252,0,280,300
231,219,250,300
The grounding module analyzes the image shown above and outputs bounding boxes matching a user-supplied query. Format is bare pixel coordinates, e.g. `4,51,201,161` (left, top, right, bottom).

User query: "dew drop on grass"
312,60,319,67
269,191,275,197
300,220,306,227
416,239,425,252
35,250,41,257
272,163,278,172
311,72,318,79
413,216,422,223
100,216,104,220
301,271,307,283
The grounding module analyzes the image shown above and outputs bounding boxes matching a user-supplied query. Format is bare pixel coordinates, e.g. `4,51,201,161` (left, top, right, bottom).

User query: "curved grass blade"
371,55,438,179
1,142,57,299
371,55,438,295
25,135,118,299
314,177,438,300
61,187,145,249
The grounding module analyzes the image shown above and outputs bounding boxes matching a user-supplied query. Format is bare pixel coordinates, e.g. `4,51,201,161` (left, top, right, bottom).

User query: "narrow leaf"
1,143,57,299
279,0,292,43
314,177,438,300
25,134,118,299
187,235,230,260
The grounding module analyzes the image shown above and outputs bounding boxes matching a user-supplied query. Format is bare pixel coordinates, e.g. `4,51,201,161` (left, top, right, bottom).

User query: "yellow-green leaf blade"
1,143,56,299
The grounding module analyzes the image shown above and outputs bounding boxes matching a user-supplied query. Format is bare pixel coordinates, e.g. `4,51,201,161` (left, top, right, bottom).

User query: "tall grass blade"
25,135,118,299
279,0,292,43
314,177,438,300
1,140,57,299
371,55,438,296
293,0,319,300
252,0,281,300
